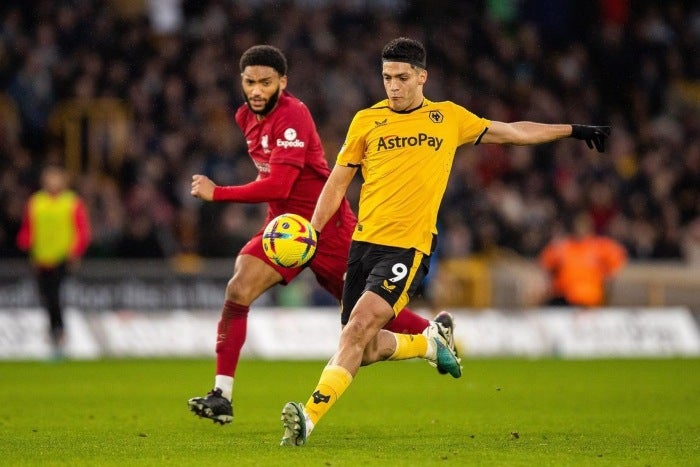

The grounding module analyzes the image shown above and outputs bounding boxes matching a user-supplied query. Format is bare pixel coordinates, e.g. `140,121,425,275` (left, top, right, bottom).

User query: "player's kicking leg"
385,309,459,374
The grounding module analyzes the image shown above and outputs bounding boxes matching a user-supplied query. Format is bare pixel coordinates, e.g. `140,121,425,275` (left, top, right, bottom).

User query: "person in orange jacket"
539,211,626,307
17,164,91,357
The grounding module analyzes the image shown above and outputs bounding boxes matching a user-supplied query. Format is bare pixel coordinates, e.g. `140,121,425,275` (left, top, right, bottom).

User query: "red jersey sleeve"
212,163,302,203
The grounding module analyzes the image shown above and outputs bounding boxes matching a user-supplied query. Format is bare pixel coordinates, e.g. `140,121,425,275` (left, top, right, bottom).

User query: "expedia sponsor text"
277,139,305,148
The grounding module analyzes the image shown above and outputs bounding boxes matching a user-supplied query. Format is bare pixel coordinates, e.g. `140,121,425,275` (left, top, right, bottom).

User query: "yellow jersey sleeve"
337,112,368,167
451,102,491,145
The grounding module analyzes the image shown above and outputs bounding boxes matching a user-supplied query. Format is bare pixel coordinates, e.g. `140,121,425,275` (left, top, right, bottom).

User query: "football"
262,213,318,268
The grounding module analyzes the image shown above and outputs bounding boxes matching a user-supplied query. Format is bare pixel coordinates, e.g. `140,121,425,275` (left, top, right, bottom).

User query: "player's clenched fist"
191,174,216,201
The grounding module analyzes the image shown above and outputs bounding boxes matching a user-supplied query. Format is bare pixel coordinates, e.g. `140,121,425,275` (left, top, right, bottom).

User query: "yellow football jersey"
337,98,490,254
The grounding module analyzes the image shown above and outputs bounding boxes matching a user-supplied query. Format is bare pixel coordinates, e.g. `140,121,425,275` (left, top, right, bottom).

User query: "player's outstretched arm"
191,164,302,203
480,121,611,152
311,164,357,234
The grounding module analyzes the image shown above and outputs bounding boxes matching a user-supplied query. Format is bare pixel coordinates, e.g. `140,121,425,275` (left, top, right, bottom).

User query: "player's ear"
279,75,288,90
417,69,427,85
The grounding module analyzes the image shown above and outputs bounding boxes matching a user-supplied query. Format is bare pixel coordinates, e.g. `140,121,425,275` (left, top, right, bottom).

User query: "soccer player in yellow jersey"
280,37,611,446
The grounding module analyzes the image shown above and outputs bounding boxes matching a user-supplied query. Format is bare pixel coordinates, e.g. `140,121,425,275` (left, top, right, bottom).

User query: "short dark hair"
381,37,426,69
239,45,287,76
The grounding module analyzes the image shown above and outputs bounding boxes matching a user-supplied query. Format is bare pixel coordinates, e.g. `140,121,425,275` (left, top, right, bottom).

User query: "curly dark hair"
239,45,288,76
381,37,426,69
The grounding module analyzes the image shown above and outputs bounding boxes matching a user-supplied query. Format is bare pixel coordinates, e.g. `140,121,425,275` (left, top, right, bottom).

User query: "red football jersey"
234,91,333,220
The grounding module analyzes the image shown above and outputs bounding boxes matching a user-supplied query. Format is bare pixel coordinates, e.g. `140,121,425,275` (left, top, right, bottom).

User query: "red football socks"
215,301,250,377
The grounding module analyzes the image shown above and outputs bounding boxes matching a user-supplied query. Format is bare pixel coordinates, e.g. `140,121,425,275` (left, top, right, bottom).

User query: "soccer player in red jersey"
187,45,454,425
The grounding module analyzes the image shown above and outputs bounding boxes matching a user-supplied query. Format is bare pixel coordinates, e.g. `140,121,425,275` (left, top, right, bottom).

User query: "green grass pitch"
1,358,698,466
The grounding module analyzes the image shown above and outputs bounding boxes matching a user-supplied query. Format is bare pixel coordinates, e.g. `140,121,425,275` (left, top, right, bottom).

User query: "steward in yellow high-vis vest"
16,164,91,357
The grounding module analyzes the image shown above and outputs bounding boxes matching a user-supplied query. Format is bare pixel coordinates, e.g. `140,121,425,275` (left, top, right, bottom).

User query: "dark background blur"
1,0,698,270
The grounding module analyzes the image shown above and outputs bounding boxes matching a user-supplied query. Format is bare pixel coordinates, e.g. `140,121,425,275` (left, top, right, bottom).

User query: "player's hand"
191,174,216,201
570,125,611,153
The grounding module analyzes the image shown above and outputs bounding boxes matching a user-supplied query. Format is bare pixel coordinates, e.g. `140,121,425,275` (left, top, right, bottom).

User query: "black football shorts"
340,240,431,325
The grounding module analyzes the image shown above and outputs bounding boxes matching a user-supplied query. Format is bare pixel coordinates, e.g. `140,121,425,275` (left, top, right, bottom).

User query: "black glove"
570,125,611,153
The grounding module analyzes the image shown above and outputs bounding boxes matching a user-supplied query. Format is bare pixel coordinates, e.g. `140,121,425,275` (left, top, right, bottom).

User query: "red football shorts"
239,207,355,301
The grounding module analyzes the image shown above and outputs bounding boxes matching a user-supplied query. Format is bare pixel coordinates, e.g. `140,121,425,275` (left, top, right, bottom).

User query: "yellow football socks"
304,365,353,425
388,333,430,360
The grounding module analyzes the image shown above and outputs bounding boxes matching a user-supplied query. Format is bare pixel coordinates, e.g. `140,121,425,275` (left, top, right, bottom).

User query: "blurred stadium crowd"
1,0,699,264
